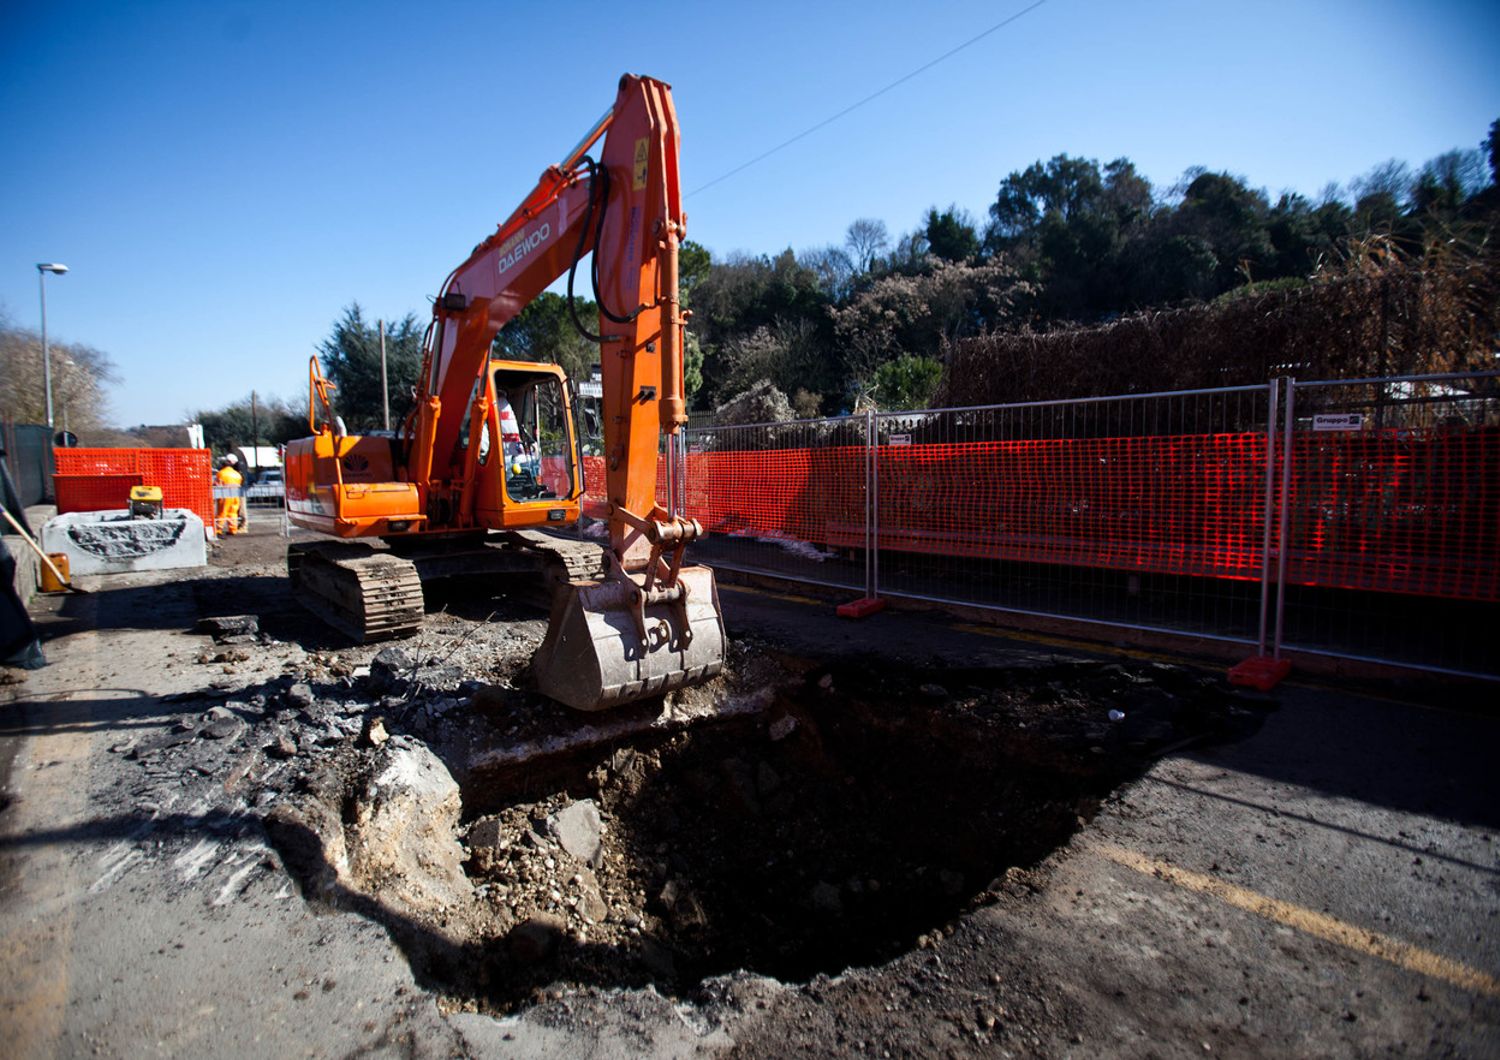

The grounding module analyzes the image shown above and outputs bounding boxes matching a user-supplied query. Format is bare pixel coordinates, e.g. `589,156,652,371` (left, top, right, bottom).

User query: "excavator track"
287,531,605,644
288,541,425,644
503,529,613,584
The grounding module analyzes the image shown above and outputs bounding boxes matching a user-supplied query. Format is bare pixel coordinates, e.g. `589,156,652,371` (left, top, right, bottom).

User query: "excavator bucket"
531,564,726,712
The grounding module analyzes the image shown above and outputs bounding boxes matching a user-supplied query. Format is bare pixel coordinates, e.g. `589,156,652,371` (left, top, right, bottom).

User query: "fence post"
869,410,881,601
862,410,874,601
1273,378,1296,660
1256,378,1281,656
679,430,689,518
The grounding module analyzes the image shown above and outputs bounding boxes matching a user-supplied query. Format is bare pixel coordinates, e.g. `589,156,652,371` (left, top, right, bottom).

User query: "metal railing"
678,373,1500,679
1274,372,1500,677
212,480,290,537
243,481,285,509
681,415,870,595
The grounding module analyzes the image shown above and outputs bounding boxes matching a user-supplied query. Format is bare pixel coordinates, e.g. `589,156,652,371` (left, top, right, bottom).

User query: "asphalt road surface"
1,530,1496,1057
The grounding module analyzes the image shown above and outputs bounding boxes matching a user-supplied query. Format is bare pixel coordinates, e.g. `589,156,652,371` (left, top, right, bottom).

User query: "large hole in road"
437,655,1259,1011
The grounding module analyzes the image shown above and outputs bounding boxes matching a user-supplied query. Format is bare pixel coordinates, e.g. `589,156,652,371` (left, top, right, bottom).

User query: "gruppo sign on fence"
1312,413,1363,431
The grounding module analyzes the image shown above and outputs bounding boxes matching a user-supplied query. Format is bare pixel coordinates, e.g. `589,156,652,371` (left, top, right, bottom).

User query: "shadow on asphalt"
1177,686,1500,832
720,582,1500,836
0,690,175,739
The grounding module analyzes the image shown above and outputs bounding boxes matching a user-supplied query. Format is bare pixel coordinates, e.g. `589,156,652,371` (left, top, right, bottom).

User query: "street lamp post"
37,263,69,429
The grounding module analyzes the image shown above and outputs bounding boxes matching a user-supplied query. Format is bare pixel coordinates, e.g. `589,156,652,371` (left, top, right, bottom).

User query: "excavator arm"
410,75,691,553
286,74,722,711
409,73,722,710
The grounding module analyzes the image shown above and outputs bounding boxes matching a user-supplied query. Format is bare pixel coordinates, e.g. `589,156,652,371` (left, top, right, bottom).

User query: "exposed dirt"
455,656,1257,1003
110,534,1269,1022
13,521,1497,1057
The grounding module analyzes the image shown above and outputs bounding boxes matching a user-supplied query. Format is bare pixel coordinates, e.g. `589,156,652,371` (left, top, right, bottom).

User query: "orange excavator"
284,74,725,712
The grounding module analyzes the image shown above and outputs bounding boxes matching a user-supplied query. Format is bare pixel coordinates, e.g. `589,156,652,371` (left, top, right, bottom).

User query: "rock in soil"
343,737,472,916
547,799,604,867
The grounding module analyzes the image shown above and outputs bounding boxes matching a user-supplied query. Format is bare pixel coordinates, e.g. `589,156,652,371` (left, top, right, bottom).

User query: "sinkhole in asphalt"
446,658,1250,1009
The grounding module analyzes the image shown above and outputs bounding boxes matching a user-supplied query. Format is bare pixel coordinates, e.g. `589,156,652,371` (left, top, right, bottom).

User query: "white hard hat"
224,454,239,464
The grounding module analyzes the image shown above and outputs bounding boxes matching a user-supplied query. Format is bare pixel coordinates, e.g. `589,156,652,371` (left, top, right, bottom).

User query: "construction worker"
215,454,245,536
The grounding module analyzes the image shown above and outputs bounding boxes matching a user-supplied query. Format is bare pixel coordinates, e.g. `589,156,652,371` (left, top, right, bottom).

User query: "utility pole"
251,390,259,457
379,319,390,431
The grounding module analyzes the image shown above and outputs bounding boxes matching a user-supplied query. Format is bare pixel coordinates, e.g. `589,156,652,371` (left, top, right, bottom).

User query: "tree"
798,245,856,300
886,228,931,273
982,154,1159,319
679,238,712,292
689,249,835,405
844,218,890,273
316,304,423,431
1101,158,1153,225
1410,149,1488,216
1265,193,1324,277
1351,159,1412,207
830,259,1025,400
1173,171,1273,287
193,394,306,452
663,238,711,404
715,316,826,400
1488,119,1500,186
872,354,943,410
985,154,1107,252
924,205,980,262
0,310,119,431
1348,159,1414,236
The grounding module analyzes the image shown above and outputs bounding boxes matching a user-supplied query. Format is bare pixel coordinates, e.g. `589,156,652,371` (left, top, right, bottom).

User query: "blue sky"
2,0,1496,427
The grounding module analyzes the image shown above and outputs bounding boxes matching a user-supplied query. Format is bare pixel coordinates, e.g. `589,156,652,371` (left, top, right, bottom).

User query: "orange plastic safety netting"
582,427,1500,602
53,448,214,527
1282,426,1500,600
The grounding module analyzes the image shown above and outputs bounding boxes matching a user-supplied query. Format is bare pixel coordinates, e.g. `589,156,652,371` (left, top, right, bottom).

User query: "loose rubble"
95,584,1269,1017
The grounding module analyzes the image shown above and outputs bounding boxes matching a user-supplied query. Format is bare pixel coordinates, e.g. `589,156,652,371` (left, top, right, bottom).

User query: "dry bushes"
938,237,1499,407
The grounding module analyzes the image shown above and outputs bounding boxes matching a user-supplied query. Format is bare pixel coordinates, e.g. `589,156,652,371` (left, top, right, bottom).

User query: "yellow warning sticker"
633,138,649,190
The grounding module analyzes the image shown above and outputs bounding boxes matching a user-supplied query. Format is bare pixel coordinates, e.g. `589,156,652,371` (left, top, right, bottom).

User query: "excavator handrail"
307,356,339,436
305,355,350,498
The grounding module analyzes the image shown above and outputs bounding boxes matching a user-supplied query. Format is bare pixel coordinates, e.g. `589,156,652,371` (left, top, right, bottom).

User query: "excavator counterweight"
284,74,726,712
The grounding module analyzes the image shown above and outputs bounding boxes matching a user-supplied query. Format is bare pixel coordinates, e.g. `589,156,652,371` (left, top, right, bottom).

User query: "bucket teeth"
532,565,726,712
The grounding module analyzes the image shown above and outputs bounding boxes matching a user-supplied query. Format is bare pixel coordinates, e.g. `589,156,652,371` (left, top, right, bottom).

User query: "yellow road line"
1096,842,1500,998
720,584,828,607
951,622,1188,666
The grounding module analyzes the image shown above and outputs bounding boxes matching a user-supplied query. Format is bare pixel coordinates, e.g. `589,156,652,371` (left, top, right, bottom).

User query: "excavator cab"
474,368,725,714
468,361,582,527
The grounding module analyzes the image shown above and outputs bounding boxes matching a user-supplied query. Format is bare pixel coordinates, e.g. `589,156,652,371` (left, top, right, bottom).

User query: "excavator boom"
285,74,725,712
527,75,724,710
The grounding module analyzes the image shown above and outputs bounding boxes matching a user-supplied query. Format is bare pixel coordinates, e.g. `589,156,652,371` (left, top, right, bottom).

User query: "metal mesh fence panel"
1277,373,1500,676
679,417,869,594
244,482,285,510
871,387,1274,642
580,374,1495,677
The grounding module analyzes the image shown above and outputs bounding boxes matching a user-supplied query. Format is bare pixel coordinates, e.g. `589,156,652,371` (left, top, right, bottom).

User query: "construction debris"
92,595,1265,1018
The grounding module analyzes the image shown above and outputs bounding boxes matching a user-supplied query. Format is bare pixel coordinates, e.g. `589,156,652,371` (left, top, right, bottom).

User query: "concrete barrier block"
41,509,208,576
